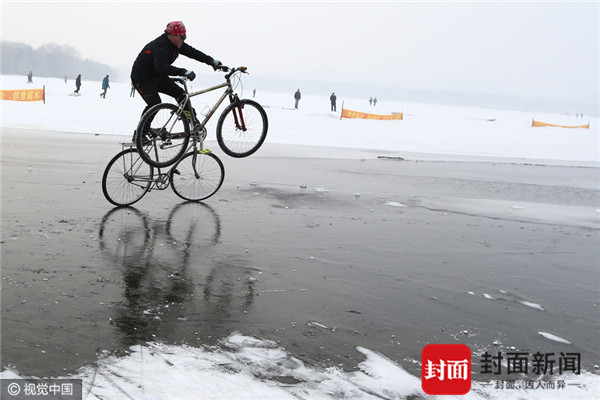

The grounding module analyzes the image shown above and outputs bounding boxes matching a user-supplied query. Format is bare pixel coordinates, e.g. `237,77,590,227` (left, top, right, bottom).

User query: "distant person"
294,89,301,109
64,74,68,83
330,92,337,112
253,89,256,98
369,97,373,106
27,71,33,83
130,83,136,97
373,97,377,106
74,74,82,93
100,75,110,98
130,20,225,142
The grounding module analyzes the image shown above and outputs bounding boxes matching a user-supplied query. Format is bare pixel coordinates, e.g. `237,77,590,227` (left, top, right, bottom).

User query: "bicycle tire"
136,103,190,168
216,99,268,158
102,149,154,206
170,151,225,201
98,206,150,261
166,202,221,249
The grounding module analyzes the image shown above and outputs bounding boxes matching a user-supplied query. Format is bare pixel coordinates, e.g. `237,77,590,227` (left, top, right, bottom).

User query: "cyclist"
131,21,225,142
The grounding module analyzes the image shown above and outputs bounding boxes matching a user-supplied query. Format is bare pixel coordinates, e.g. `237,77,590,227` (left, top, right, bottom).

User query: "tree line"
1,41,118,81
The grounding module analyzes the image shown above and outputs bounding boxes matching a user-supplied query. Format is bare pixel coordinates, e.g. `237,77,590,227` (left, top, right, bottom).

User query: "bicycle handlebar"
172,66,248,84
224,66,247,79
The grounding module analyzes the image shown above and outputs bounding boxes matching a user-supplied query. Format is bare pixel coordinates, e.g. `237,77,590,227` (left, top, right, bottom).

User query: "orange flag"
532,119,589,129
341,108,403,120
0,88,45,103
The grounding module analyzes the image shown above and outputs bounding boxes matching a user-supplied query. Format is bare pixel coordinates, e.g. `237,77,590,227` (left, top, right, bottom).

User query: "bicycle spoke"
170,152,224,201
137,103,190,168
216,99,268,158
102,149,153,206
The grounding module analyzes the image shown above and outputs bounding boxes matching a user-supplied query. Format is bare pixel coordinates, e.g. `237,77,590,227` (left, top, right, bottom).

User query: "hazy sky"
2,1,598,104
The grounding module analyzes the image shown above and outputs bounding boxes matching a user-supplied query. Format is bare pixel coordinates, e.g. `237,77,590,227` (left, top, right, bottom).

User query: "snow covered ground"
1,74,598,165
1,74,599,399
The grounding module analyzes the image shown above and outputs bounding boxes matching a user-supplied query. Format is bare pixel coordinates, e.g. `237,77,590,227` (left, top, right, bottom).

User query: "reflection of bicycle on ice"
98,203,255,345
101,67,268,206
98,202,221,265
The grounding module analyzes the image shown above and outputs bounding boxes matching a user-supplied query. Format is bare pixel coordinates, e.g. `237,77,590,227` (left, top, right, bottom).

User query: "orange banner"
341,108,403,120
532,119,589,129
0,88,45,102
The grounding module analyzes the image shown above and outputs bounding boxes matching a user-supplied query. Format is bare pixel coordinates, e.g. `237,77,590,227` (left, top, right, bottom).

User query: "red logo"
422,344,471,395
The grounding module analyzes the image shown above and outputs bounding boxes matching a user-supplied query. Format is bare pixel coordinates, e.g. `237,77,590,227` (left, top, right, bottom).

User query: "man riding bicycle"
131,21,225,142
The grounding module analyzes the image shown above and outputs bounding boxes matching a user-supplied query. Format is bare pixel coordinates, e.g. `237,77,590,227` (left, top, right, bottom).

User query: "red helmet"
165,21,186,36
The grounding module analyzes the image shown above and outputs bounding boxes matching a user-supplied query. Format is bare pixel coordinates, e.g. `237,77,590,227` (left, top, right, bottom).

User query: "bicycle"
135,66,268,168
102,142,224,206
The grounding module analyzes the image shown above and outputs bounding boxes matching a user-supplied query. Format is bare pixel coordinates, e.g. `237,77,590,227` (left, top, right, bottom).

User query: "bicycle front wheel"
102,149,154,206
170,151,225,201
216,99,268,158
137,103,190,168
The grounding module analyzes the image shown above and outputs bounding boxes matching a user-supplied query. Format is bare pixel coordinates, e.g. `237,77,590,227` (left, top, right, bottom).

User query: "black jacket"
131,34,214,82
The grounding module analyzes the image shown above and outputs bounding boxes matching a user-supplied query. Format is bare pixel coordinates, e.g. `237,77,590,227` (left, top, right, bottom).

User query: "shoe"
132,130,152,146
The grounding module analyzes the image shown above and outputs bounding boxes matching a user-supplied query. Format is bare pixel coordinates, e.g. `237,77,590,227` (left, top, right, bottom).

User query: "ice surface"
537,331,572,344
413,197,600,229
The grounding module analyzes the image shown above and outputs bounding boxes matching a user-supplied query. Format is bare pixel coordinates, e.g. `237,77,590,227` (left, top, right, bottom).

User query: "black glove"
184,70,196,81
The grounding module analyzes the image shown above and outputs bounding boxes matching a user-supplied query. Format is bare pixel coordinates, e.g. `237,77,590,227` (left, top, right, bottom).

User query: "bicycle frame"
120,143,170,190
187,81,232,126
120,141,207,191
174,68,248,136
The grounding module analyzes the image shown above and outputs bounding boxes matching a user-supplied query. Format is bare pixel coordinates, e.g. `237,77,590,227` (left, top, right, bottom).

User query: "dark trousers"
134,76,194,131
135,76,186,113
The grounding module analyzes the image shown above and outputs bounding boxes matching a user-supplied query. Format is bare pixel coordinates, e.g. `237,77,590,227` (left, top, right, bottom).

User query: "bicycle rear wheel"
216,99,268,158
102,149,154,206
137,103,190,168
170,151,224,201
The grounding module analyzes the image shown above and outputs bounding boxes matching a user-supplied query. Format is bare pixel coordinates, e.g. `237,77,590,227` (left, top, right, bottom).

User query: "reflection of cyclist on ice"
98,205,255,345
130,20,225,142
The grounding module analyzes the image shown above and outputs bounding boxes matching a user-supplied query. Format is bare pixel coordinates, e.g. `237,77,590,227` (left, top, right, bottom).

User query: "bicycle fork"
232,104,247,131
226,94,247,132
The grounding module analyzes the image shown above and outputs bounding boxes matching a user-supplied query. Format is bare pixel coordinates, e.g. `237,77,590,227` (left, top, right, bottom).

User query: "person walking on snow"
74,74,82,93
330,92,337,112
130,20,225,142
294,89,301,109
100,75,110,98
